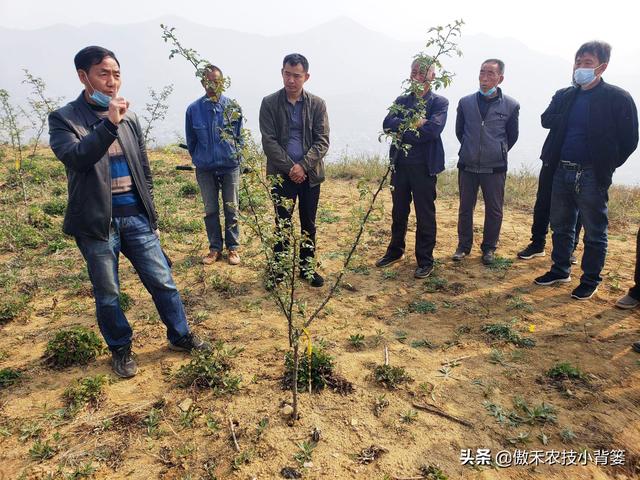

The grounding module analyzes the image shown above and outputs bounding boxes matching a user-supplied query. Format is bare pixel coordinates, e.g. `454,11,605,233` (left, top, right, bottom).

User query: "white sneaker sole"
571,287,598,300
534,276,571,286
376,255,404,268
518,251,546,260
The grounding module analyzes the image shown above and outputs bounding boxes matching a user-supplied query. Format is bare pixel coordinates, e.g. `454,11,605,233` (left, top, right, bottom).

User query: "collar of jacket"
72,91,104,128
477,86,504,101
277,88,309,106
200,94,228,108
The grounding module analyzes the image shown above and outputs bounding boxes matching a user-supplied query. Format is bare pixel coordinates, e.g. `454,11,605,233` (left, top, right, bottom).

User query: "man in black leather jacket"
49,46,209,378
533,41,638,300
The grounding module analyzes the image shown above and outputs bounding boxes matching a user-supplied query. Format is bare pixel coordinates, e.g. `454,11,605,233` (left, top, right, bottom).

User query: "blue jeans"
549,167,609,287
195,167,240,252
75,214,190,350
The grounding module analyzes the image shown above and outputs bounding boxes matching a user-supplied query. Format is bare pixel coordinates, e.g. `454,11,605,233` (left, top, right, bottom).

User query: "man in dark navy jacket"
376,59,449,279
533,41,638,300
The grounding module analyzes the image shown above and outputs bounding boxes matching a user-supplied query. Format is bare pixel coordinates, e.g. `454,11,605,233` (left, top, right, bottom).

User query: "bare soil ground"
0,149,639,479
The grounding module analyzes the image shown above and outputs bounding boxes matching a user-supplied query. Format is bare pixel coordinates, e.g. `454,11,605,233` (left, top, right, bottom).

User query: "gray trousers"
195,167,240,252
456,169,506,253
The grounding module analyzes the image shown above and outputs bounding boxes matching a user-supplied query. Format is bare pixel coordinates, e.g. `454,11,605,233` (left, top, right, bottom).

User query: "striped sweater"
94,109,143,217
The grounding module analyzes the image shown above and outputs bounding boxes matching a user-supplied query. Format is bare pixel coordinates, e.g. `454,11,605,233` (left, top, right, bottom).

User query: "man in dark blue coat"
376,59,449,279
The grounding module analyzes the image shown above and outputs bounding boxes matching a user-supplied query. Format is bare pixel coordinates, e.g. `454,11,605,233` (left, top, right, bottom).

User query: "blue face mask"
90,89,112,108
479,86,497,97
83,72,112,107
573,67,598,86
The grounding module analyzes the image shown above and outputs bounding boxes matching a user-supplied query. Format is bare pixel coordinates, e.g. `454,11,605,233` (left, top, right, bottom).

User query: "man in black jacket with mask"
533,41,638,300
49,46,209,378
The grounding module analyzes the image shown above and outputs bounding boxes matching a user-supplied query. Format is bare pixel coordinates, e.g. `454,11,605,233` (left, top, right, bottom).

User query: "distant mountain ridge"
1,16,638,184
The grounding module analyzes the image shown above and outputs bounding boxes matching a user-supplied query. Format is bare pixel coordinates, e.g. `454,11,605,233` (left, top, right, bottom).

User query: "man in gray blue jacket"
453,59,520,265
186,65,243,266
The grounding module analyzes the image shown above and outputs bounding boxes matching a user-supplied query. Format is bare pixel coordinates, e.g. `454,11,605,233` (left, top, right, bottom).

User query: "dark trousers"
457,169,506,253
385,164,437,268
272,176,321,271
550,167,608,287
629,227,640,299
531,163,582,250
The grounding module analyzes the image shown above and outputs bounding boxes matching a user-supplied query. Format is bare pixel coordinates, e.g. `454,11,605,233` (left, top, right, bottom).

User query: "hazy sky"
1,0,638,63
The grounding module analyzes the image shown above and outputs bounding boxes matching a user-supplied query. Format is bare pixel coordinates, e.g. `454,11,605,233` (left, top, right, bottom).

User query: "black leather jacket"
539,79,638,188
49,92,158,240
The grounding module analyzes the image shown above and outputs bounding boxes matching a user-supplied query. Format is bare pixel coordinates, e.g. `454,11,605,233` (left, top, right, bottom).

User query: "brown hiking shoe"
202,250,221,265
228,250,240,266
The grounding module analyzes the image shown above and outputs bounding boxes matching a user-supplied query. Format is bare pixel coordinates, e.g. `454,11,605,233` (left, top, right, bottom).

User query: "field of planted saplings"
1,20,640,480
0,143,639,479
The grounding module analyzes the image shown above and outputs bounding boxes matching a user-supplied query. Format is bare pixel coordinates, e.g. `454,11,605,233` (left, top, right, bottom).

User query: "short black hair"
575,41,612,64
482,58,505,75
203,64,223,77
74,46,119,72
283,53,309,72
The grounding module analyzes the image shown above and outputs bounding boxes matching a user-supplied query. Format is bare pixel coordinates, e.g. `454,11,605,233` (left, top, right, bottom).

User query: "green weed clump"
63,374,109,416
481,322,536,348
44,326,105,368
175,341,242,393
373,364,413,390
419,464,448,480
178,181,199,197
0,294,31,323
409,300,437,314
41,198,66,216
546,362,587,380
284,345,336,393
0,368,22,389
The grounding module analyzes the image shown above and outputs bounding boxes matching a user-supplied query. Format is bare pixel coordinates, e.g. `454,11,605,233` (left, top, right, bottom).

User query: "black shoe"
301,270,324,288
414,264,434,279
534,271,571,286
518,244,545,260
452,249,468,261
482,250,496,265
632,342,640,353
111,344,138,378
571,283,598,300
570,253,578,265
169,332,212,353
375,254,404,268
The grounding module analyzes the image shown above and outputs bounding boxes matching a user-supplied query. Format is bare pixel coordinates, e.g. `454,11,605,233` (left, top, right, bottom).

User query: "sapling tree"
22,69,63,157
142,84,174,146
0,88,29,207
160,20,463,423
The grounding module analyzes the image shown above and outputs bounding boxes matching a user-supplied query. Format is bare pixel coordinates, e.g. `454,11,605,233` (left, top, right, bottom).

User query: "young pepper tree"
160,20,463,424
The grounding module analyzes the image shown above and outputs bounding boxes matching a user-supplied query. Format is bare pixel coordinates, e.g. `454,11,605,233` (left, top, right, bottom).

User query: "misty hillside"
1,16,638,184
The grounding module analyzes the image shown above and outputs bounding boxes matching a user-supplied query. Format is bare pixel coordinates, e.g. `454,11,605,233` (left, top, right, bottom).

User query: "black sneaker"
111,344,138,378
375,254,404,268
452,249,468,261
518,244,545,260
482,250,496,265
301,270,325,288
571,283,598,300
414,264,434,279
632,342,640,353
169,333,212,353
534,271,571,286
